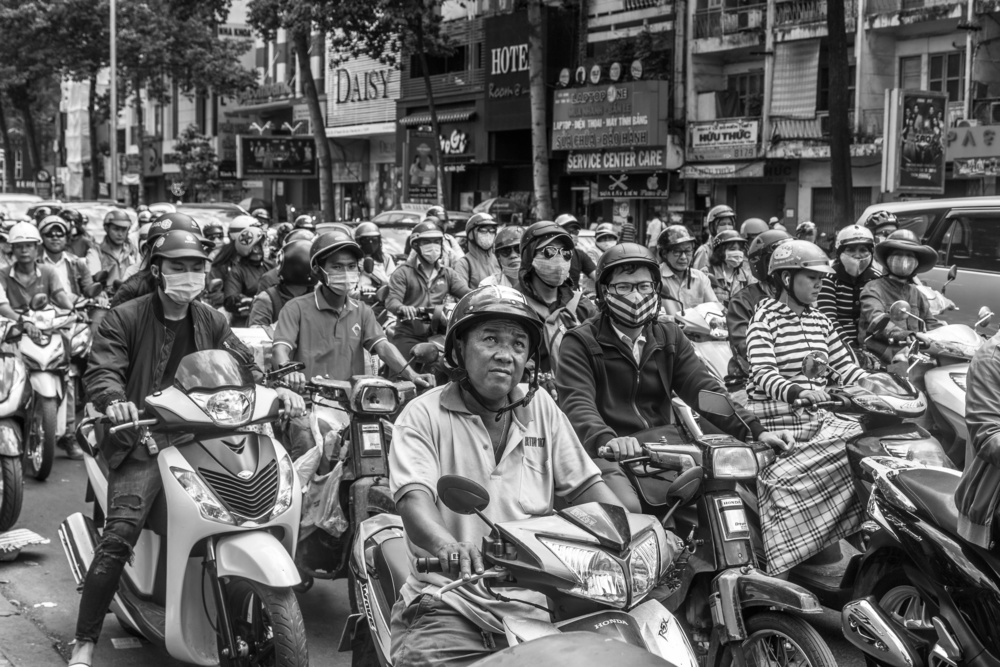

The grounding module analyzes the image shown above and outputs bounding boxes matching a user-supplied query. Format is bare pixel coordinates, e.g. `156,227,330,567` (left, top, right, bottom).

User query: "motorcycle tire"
718,611,836,667
852,554,930,667
0,456,23,531
218,578,308,667
25,396,58,481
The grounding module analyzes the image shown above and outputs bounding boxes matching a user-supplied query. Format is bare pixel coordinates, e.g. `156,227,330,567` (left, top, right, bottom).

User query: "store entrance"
730,184,785,222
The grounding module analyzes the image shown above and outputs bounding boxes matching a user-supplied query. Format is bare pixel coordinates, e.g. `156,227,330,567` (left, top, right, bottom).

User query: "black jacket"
109,268,157,308
85,293,256,469
556,314,765,457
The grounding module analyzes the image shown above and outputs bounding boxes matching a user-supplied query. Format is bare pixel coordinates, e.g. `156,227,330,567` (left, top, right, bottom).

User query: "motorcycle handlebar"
792,397,844,409
415,554,460,573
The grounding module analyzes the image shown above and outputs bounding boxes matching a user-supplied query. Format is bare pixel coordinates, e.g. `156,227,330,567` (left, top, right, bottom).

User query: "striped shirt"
746,298,867,433
816,263,881,348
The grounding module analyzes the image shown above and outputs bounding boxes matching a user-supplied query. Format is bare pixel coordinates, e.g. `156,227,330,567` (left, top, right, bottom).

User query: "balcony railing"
866,0,961,16
694,4,766,39
775,0,858,28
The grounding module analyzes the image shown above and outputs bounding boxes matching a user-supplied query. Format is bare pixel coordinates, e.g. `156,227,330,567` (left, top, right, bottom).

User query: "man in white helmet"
0,223,75,334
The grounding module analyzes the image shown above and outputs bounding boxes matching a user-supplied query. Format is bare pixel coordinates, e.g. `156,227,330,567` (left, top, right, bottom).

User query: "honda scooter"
672,301,732,386
0,320,28,530
343,475,700,667
59,350,308,666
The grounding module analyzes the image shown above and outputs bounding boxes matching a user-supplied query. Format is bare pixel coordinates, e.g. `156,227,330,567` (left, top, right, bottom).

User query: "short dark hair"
600,263,654,289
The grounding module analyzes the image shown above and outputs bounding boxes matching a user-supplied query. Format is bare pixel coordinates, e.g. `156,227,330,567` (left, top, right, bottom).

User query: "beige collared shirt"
611,323,647,364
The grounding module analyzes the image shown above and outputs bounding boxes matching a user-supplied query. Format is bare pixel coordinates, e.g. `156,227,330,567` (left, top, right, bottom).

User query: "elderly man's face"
458,319,531,405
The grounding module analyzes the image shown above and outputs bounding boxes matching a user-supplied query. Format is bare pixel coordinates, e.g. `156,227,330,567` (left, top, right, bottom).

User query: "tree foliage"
173,123,220,201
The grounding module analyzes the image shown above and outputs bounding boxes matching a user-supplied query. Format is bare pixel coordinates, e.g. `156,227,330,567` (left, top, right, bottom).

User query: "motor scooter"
0,320,28,531
343,474,700,667
841,456,1000,667
671,302,731,384
58,351,309,666
598,390,837,667
18,283,104,480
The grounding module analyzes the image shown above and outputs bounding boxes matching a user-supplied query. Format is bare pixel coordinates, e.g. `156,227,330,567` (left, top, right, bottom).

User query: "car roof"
859,197,1000,218
0,193,43,202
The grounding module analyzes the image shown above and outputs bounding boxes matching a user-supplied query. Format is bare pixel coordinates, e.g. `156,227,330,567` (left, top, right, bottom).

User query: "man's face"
42,226,67,254
105,223,130,247
12,241,38,265
321,249,360,274
664,242,694,271
458,319,530,404
715,217,735,234
153,256,208,278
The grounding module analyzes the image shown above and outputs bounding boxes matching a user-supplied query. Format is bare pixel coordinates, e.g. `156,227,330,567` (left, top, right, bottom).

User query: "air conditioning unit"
990,101,1000,124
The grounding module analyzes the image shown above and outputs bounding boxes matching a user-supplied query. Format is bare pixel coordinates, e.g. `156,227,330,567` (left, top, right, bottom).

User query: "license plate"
723,508,748,535
361,423,382,456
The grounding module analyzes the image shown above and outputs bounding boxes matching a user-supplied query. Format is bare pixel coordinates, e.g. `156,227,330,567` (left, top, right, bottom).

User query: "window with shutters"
811,187,873,235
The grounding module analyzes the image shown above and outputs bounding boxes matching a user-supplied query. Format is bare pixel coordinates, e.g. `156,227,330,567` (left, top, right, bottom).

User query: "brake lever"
433,567,508,600
108,418,158,435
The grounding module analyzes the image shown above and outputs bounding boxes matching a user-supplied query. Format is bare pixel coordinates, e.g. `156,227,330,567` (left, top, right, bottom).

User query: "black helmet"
202,220,224,238
59,208,85,229
283,228,315,245
410,220,444,243
355,222,380,239
309,230,362,270
444,285,543,368
279,239,315,286
251,208,271,223
33,206,54,223
272,222,294,247
594,243,660,304
146,212,204,252
865,210,898,232
554,213,582,232
519,220,573,286
874,229,937,275
711,229,748,253
747,229,792,282
150,230,209,262
465,212,498,235
293,214,316,231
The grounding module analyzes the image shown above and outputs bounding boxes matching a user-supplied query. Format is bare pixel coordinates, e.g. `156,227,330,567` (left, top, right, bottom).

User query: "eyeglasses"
43,231,66,238
607,281,657,296
537,246,573,261
206,234,223,242
496,246,518,258
477,227,498,235
668,247,693,257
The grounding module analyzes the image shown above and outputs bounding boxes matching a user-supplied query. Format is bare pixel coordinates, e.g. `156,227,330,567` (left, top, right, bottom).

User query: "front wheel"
721,611,837,667
24,396,57,481
0,456,24,531
218,578,308,667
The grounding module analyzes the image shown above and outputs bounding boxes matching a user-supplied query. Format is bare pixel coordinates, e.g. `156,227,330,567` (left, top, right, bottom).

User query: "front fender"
29,372,63,399
714,568,823,642
215,532,301,588
0,421,21,456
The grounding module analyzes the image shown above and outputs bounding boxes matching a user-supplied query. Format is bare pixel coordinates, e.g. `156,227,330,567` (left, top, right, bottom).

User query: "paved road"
0,453,864,666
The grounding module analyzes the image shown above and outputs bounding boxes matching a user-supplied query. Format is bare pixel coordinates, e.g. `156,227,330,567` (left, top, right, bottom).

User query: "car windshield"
380,224,417,258
174,350,254,392
0,198,43,219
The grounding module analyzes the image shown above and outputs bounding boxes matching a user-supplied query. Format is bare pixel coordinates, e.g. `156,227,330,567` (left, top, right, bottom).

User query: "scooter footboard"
215,532,300,588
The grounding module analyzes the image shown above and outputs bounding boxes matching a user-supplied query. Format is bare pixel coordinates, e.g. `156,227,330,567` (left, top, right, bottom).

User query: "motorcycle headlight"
950,373,967,392
171,467,235,525
189,389,254,426
270,454,295,520
539,537,628,608
710,446,758,479
350,381,399,414
629,531,659,603
853,395,895,415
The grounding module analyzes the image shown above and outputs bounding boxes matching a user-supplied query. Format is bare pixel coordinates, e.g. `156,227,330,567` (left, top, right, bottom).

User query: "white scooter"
0,319,28,530
59,351,308,666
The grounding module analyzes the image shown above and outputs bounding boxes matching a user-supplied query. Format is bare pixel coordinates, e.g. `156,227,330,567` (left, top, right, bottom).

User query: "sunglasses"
43,231,66,238
206,234,224,241
496,246,518,258
537,246,573,261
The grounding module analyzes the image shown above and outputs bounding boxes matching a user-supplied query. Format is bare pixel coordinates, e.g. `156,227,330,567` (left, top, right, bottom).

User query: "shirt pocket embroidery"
518,451,552,515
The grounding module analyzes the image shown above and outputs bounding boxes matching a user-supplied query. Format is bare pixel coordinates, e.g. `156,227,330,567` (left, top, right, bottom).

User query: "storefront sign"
551,81,669,151
484,12,533,131
882,89,946,195
597,172,670,199
326,53,399,129
954,157,1000,177
680,162,765,179
946,125,1000,161
218,23,252,39
237,136,317,177
686,119,760,162
237,82,293,106
566,148,671,173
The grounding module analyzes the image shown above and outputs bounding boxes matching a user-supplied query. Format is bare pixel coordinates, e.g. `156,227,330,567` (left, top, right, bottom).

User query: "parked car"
0,193,43,220
373,208,472,233
857,196,1000,328
175,202,250,235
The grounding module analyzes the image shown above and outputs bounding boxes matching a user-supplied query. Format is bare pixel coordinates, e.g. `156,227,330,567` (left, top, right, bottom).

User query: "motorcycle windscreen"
173,350,255,392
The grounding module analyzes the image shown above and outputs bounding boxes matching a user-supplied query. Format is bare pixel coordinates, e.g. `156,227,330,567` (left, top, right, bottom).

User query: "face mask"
532,254,571,287
597,239,615,252
161,271,206,305
840,253,870,278
605,291,661,328
419,244,442,264
500,256,521,283
475,231,496,250
324,269,360,296
725,249,745,269
887,254,918,278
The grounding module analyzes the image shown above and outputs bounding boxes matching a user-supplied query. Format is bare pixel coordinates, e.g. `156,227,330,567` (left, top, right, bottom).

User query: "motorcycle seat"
893,468,961,537
375,536,410,605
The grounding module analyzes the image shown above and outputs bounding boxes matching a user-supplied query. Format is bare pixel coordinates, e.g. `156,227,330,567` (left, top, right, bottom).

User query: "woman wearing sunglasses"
480,225,524,289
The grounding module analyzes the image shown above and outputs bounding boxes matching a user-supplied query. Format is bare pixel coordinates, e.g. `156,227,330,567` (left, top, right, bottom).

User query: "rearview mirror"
29,293,49,311
665,467,704,506
437,475,491,515
2,322,23,343
410,342,441,365
83,282,104,299
93,270,110,285
698,389,734,417
363,256,375,275
947,264,958,282
888,300,911,321
801,351,830,380
208,278,223,293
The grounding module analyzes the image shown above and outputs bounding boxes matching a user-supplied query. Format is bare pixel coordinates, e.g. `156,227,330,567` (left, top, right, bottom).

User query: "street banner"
882,89,946,194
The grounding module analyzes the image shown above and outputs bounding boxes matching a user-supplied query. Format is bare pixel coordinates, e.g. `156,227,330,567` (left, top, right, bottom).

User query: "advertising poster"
882,89,946,194
406,127,438,204
237,136,317,177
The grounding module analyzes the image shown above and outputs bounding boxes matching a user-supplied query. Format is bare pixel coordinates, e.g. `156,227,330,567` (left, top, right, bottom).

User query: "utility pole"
109,0,118,203
827,0,854,227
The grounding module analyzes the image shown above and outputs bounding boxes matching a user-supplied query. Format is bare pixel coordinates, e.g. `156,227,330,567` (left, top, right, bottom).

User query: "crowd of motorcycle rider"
0,198,987,667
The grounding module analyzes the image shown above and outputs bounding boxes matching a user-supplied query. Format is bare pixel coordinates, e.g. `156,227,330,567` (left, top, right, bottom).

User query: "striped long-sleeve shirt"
816,262,881,348
746,298,867,433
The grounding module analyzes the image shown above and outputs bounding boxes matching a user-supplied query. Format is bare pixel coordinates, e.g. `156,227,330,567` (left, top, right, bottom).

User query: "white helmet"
228,215,259,238
7,222,42,245
835,225,874,253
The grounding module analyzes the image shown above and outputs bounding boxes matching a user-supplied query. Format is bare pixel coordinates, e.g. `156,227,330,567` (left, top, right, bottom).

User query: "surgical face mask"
605,291,660,328
499,255,521,283
532,254,571,287
418,243,442,264
324,269,360,296
475,230,497,251
887,254,918,278
161,271,206,305
840,252,870,278
724,249,745,269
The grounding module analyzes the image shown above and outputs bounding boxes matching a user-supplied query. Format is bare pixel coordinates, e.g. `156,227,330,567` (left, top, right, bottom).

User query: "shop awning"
399,108,477,126
771,39,820,119
771,118,825,141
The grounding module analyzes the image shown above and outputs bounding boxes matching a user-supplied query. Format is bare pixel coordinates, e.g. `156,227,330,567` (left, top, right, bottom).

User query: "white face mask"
724,249,745,269
419,243,442,264
324,269,360,296
162,271,206,305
